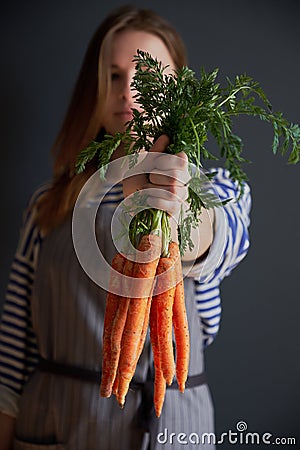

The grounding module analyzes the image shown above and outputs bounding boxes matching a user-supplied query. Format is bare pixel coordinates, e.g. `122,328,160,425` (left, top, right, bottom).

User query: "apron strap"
38,357,207,441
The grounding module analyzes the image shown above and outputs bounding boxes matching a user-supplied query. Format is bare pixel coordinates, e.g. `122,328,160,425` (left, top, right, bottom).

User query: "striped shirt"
0,167,251,417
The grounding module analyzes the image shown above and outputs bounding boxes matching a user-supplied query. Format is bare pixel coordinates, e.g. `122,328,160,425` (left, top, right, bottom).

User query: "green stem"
149,209,171,257
188,117,202,168
150,209,163,235
217,85,251,109
129,208,171,257
160,211,171,257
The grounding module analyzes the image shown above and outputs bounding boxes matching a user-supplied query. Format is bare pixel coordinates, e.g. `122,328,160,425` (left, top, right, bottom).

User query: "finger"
150,134,170,153
146,196,183,217
155,152,188,169
153,152,188,171
149,170,189,186
123,173,148,197
137,144,188,176
151,152,189,184
143,184,188,201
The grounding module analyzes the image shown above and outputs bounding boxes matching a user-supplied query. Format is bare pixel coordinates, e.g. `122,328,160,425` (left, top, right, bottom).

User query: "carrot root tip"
166,377,174,386
100,387,112,398
100,392,112,398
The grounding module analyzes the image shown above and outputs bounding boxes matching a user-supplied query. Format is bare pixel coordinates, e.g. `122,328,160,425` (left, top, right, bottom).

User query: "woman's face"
101,30,175,136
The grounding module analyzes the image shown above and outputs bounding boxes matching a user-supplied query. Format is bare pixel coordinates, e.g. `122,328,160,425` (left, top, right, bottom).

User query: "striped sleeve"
0,185,48,417
193,167,251,347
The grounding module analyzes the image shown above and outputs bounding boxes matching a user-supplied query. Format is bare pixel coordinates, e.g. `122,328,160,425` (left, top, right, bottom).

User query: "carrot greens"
76,50,300,255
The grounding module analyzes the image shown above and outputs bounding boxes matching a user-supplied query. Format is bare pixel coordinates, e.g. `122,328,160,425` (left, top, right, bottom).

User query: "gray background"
1,0,299,447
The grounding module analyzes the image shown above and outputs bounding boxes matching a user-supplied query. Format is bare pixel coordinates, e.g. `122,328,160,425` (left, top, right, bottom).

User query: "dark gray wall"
1,0,299,447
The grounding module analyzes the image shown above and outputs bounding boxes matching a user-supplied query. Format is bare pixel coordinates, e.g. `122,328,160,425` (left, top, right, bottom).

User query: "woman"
0,5,251,449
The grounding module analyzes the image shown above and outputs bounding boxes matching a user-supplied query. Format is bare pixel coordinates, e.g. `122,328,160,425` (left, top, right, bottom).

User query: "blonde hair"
37,5,188,233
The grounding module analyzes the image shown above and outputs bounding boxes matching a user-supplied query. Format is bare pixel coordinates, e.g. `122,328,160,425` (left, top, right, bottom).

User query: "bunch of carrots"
76,50,300,419
100,228,189,418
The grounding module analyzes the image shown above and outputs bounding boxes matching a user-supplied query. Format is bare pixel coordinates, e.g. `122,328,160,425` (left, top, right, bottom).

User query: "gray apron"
14,194,215,450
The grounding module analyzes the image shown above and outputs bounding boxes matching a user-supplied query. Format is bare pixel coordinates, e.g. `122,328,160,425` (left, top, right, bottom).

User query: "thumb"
150,134,170,153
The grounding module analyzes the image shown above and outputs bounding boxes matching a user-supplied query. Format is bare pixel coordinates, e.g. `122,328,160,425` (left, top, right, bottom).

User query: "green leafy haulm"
76,50,300,255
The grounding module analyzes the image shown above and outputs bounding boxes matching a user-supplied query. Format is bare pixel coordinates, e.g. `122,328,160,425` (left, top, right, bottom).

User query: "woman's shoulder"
20,181,52,235
26,180,52,209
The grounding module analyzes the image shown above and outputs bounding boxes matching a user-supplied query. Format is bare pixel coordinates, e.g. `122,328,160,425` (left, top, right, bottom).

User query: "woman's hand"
123,135,189,220
122,134,214,260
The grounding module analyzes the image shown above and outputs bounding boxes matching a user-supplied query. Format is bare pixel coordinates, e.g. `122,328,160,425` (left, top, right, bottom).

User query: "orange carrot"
135,294,152,364
112,373,118,396
116,233,161,407
154,367,166,418
100,234,189,413
169,241,190,393
100,256,133,397
154,254,176,386
100,253,125,397
149,289,166,417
